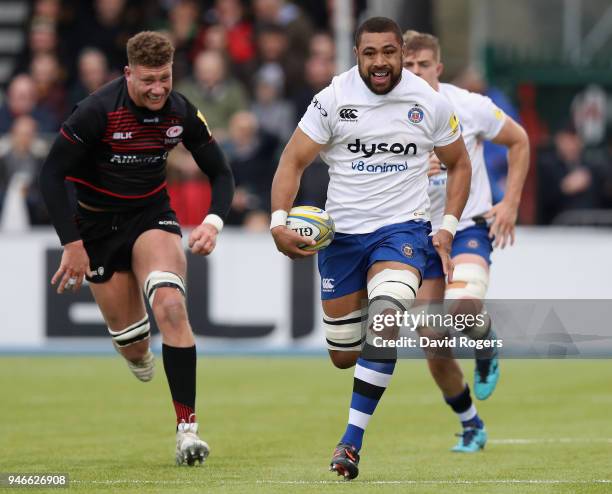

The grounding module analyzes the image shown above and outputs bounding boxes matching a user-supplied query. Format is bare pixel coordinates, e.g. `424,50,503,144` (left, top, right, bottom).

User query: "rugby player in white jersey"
270,17,472,480
403,30,529,453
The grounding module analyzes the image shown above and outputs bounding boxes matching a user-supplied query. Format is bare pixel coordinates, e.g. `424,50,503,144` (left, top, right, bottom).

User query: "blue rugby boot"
451,426,487,452
474,329,500,400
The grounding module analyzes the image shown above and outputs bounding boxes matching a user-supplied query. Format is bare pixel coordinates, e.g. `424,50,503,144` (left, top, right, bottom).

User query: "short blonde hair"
126,31,174,67
403,30,441,61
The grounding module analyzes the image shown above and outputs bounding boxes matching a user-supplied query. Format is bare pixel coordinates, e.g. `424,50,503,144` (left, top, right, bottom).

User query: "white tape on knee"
323,309,366,351
445,263,489,300
367,269,419,312
108,315,150,347
144,271,186,306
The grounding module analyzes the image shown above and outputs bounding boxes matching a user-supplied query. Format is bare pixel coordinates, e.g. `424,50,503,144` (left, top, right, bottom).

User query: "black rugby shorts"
75,197,182,283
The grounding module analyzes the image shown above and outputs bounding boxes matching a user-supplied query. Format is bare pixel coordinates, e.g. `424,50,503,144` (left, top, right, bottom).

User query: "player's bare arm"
185,137,235,256
270,128,324,259
484,116,530,248
432,137,472,280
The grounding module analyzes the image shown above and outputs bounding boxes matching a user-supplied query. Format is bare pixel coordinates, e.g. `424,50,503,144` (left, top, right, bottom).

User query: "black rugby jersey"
60,76,212,209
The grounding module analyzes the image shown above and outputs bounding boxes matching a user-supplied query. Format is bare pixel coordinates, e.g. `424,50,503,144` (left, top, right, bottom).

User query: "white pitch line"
70,479,612,486
490,438,612,444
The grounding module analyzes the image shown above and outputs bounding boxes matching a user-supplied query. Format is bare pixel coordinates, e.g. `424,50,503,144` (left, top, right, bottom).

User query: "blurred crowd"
0,0,611,231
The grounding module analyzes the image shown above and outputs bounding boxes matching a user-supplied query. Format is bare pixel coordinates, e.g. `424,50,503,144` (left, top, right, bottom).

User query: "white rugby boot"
176,415,210,466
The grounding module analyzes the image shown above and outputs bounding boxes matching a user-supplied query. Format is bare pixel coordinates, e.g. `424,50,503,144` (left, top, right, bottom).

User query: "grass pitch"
0,356,610,493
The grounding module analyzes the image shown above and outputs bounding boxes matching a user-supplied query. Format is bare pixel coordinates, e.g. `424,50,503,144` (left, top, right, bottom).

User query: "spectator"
291,54,335,121
308,31,335,62
537,124,605,224
0,116,49,223
30,53,68,125
176,50,249,140
253,0,313,60
222,111,279,229
33,0,61,23
68,48,110,108
158,0,202,81
69,0,142,73
251,63,295,143
255,23,303,97
0,74,57,134
201,0,256,66
13,17,60,77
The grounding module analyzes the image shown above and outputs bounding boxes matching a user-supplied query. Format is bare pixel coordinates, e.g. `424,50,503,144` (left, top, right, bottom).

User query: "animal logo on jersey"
166,126,183,138
339,108,358,121
401,244,414,258
408,106,424,124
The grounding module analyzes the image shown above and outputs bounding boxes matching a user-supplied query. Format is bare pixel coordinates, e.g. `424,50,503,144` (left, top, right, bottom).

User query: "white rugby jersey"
428,83,506,232
298,66,460,234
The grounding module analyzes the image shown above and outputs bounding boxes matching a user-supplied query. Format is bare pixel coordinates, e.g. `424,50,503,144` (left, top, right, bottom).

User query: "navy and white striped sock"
340,356,396,451
444,384,483,429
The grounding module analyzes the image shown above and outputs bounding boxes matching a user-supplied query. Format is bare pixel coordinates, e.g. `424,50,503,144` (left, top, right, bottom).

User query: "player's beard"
358,63,402,95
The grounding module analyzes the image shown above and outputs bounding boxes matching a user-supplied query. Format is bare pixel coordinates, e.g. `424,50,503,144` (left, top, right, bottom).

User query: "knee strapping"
324,309,367,352
108,315,150,347
445,263,489,300
144,271,186,306
367,269,419,313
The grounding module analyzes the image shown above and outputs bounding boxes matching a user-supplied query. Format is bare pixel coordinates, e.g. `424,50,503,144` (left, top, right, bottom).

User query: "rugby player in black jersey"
39,32,234,466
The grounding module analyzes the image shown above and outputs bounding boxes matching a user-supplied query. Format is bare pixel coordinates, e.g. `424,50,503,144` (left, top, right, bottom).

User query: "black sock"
162,344,196,425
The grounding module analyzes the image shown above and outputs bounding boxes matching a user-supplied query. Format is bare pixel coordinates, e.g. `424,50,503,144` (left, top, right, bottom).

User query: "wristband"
203,214,224,233
270,209,288,230
440,214,459,237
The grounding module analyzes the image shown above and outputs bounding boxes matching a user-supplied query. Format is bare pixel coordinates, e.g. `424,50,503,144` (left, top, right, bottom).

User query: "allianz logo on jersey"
347,138,417,158
110,151,169,165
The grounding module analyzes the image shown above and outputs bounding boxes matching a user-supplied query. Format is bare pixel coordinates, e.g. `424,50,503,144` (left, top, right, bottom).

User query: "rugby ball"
286,206,335,251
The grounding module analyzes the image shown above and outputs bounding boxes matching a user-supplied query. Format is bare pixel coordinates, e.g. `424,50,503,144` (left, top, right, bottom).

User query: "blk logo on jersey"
339,108,358,121
408,106,424,124
347,138,417,158
112,132,133,140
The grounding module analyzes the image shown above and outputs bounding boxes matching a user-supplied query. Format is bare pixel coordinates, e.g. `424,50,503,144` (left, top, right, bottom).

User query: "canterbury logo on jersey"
347,138,417,158
339,108,358,120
